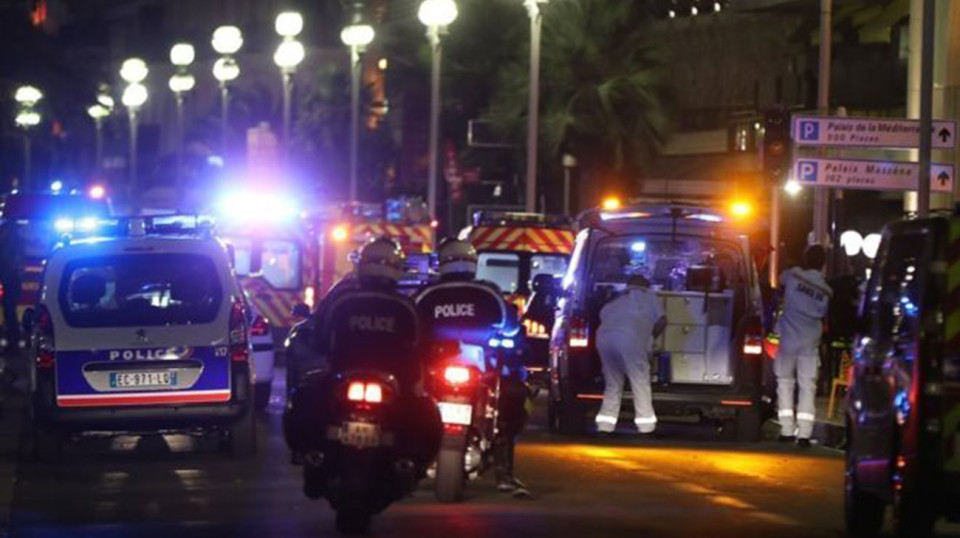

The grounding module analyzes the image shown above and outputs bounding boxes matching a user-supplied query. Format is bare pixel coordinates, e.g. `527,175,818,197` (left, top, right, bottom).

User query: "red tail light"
347,381,384,404
743,318,764,357
569,314,589,348
230,298,249,362
250,314,270,337
443,365,472,385
36,305,55,369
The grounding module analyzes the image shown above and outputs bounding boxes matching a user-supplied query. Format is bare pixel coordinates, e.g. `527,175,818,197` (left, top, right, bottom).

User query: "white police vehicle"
28,216,256,461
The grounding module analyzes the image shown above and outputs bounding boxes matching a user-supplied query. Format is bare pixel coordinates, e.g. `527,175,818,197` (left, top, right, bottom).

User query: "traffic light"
763,109,791,183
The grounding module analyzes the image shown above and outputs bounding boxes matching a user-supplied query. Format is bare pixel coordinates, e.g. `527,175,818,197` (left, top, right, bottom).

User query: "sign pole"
918,0,935,217
813,0,832,245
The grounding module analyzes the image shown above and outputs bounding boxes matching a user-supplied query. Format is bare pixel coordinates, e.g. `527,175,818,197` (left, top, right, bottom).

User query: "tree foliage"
486,0,669,206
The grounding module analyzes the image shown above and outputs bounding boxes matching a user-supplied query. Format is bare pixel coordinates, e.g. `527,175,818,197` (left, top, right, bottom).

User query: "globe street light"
418,0,458,221
122,82,148,196
14,85,43,190
275,11,304,38
87,102,110,175
120,58,148,84
523,0,548,212
275,12,306,169
212,26,243,157
170,42,196,187
341,19,375,202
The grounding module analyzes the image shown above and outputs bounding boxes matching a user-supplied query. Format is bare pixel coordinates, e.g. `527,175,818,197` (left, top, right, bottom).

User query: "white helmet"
356,237,406,283
438,238,478,278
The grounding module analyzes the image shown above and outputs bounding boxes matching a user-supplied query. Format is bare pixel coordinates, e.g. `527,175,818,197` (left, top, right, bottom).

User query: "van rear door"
50,252,234,408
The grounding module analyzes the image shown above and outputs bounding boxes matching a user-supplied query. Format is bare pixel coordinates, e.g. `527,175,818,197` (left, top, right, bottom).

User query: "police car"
548,201,769,441
28,216,256,461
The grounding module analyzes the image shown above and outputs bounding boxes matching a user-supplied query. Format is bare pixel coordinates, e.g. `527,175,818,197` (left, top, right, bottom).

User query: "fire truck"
317,198,436,295
458,211,575,374
217,195,434,335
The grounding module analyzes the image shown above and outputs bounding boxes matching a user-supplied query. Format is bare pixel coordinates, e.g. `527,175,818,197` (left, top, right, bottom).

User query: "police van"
548,201,769,441
27,216,256,461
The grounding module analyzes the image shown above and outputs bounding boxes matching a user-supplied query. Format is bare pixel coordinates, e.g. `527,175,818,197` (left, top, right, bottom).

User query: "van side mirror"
291,303,311,319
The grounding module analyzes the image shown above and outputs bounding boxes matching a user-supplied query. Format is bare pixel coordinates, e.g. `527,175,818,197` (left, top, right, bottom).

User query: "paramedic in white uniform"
776,245,831,447
594,275,667,434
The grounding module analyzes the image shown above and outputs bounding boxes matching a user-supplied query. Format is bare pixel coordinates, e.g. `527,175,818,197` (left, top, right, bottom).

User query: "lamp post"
120,58,148,196
341,18,375,202
561,153,576,216
523,0,547,212
212,25,243,157
418,0,458,221
14,85,43,191
86,103,110,175
169,43,196,187
274,11,306,169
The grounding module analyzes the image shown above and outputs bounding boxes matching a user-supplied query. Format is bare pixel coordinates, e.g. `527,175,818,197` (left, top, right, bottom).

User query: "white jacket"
777,267,832,353
597,288,664,350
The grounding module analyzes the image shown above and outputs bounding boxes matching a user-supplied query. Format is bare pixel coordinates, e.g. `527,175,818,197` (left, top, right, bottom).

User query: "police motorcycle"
416,239,526,503
284,238,442,534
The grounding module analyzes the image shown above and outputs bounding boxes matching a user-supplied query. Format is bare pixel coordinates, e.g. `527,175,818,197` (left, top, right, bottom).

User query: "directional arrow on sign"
940,128,953,144
939,170,951,187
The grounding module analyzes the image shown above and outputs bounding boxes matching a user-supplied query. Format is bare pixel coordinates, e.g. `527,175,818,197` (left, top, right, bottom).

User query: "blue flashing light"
53,218,74,233
76,217,99,233
488,337,501,348
631,241,647,253
207,155,225,168
501,338,515,349
50,180,63,193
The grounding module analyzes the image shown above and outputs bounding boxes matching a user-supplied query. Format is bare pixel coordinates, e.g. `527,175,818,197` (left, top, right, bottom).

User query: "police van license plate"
438,402,472,425
339,422,381,448
109,371,177,389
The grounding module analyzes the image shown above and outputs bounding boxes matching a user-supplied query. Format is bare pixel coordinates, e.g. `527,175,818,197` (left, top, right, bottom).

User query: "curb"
813,419,845,449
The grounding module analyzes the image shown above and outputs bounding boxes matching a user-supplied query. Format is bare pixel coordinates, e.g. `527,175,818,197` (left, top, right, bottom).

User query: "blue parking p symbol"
797,161,818,183
799,121,819,141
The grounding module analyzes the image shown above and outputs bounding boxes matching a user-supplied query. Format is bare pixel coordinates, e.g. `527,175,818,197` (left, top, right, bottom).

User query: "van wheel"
229,410,257,458
254,383,272,411
556,392,587,436
735,408,761,443
33,424,62,464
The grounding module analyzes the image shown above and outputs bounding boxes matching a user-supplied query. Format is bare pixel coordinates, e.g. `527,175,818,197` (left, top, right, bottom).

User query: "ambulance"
458,211,575,374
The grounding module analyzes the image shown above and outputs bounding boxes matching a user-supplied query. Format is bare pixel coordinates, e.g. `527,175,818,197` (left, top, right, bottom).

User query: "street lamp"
121,81,148,196
341,16,375,202
275,11,306,169
561,153,576,216
418,0,458,221
212,25,243,157
14,85,43,191
169,43,196,187
523,0,548,212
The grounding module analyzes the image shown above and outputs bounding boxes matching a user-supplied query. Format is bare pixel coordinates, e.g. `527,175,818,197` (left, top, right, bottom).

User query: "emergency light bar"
74,214,216,239
472,211,572,229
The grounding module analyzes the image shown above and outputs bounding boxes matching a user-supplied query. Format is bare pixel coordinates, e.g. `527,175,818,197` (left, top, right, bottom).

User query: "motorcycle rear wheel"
435,440,466,503
335,505,372,535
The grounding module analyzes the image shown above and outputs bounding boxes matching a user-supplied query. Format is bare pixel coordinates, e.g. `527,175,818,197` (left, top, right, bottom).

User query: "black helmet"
437,238,478,278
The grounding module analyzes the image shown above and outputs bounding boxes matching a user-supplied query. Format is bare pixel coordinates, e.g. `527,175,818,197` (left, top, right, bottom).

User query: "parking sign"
797,160,818,183
798,121,819,142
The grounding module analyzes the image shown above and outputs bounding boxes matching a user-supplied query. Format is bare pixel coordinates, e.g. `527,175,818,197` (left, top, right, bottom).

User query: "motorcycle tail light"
347,381,365,402
347,381,384,403
444,365,471,385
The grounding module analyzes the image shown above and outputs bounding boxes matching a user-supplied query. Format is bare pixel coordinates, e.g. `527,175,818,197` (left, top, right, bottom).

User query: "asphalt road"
2,371,946,538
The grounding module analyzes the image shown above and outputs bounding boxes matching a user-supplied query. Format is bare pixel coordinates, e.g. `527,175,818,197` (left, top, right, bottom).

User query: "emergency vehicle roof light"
471,210,572,228
602,197,621,210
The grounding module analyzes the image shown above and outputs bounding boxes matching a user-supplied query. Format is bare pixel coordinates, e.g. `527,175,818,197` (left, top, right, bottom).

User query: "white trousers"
595,332,656,433
775,340,819,439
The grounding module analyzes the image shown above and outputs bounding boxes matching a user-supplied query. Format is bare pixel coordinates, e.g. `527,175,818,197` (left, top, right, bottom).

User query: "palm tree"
486,0,669,210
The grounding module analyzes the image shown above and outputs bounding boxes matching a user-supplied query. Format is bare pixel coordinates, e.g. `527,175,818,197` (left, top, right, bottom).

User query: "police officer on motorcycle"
415,239,531,496
284,237,442,499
